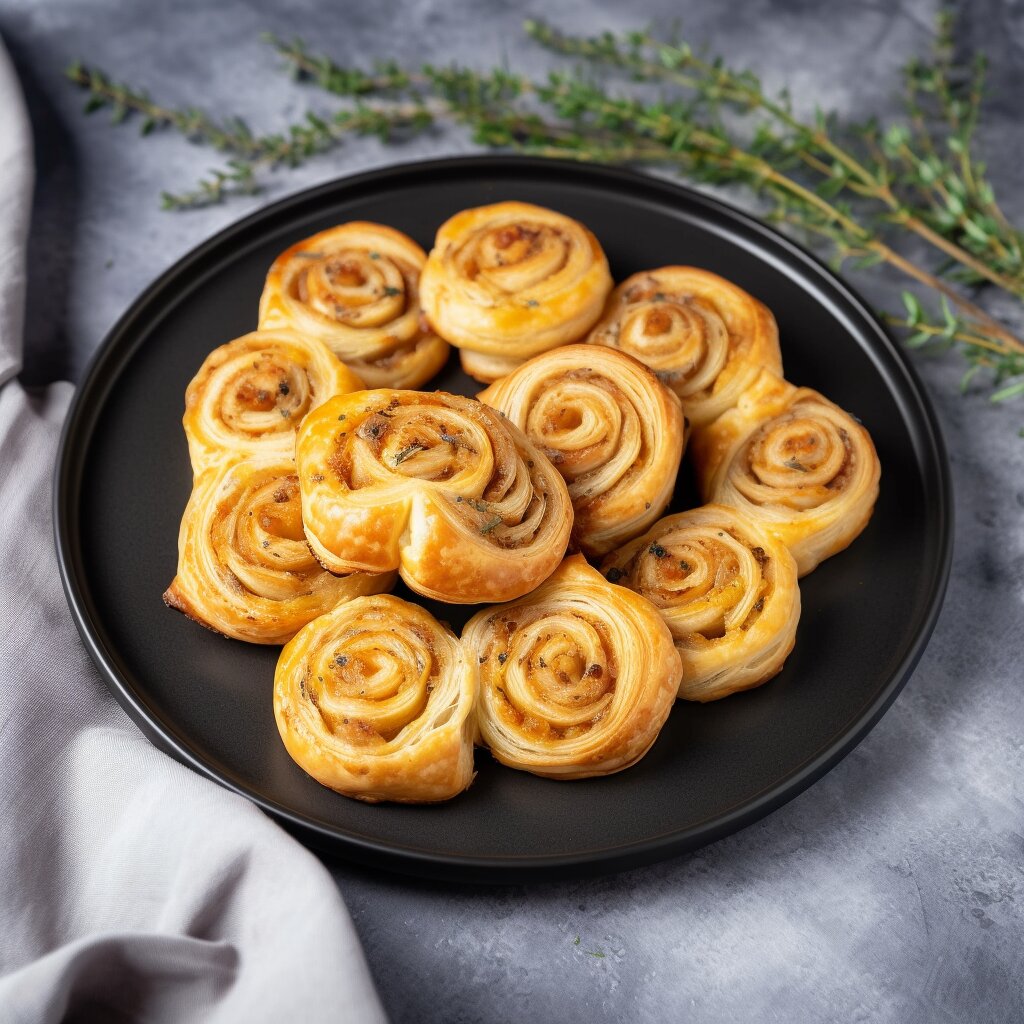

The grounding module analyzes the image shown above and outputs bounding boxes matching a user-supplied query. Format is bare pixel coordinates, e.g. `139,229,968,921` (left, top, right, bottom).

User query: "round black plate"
55,157,952,882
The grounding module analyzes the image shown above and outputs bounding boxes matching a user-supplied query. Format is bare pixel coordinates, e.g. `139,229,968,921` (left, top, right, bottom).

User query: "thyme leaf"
392,442,427,465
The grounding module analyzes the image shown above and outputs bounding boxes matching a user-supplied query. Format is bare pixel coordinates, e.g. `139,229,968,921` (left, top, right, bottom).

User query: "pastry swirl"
478,345,685,557
601,505,800,701
274,594,477,803
296,389,573,603
692,370,880,575
419,201,613,382
463,555,680,779
182,329,362,474
163,455,394,644
586,267,782,427
258,221,448,388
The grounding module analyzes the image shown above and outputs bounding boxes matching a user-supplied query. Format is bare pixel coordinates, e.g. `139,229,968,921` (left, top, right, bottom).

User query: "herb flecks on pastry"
296,389,573,603
586,267,782,428
463,555,680,778
274,594,476,803
259,221,448,389
420,201,612,382
479,345,685,557
602,504,800,701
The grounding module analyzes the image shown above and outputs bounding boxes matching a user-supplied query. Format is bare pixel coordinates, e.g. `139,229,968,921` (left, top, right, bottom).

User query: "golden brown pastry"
295,389,572,603
692,370,880,576
478,345,685,557
462,555,680,779
586,267,782,428
182,329,363,474
601,505,800,701
419,201,613,382
163,455,394,644
274,594,477,803
258,221,449,388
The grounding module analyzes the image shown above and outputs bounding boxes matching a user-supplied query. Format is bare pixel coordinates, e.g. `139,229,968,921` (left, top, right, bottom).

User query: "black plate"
54,157,952,882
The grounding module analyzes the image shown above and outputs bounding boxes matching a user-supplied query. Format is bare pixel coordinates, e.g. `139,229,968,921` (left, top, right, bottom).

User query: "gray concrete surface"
2,0,1022,1020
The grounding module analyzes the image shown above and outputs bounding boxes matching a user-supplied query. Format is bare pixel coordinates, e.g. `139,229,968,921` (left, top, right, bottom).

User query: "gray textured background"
2,0,1022,1021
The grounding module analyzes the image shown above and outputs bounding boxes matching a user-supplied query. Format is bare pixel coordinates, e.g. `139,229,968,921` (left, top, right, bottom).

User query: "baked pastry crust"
419,201,613,382
601,504,800,701
478,345,685,557
258,221,449,388
182,328,363,474
274,594,477,803
163,454,394,644
691,370,880,576
462,555,680,778
586,267,782,428
295,389,573,603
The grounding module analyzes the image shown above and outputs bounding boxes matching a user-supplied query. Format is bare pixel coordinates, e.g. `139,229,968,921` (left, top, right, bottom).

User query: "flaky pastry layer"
182,328,362,475
479,345,685,557
602,504,800,701
586,266,782,428
420,201,612,382
691,370,881,575
164,454,394,644
296,389,573,603
462,555,680,778
275,594,476,802
258,221,448,388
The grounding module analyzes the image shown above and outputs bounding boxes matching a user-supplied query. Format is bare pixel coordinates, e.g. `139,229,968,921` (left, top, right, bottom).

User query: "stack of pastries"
165,201,881,804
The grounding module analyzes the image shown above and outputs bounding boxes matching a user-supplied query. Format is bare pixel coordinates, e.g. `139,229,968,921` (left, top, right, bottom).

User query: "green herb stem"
66,12,1024,417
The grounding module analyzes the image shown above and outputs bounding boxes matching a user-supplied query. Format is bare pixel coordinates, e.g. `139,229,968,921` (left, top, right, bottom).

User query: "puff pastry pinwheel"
295,389,573,604
462,555,680,779
258,222,448,389
692,370,880,576
274,594,477,803
601,505,800,702
182,328,363,474
478,345,685,557
163,455,394,644
419,201,613,382
585,267,782,428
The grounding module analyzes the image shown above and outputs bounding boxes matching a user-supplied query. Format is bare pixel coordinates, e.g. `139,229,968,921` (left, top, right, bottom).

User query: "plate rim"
53,154,954,882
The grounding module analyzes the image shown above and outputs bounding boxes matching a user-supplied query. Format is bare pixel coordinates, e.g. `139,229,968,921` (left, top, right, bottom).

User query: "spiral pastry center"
212,350,313,438
492,612,615,735
331,399,495,488
525,377,626,480
616,293,729,395
306,625,436,744
618,529,767,642
739,407,852,511
297,249,409,327
457,222,569,294
214,474,323,600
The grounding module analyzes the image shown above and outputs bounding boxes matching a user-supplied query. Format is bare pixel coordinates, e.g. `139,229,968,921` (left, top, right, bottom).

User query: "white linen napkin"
0,37,386,1024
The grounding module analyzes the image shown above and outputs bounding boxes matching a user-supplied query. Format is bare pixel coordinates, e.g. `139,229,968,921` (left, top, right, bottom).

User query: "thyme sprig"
270,23,1024,406
65,62,435,208
889,292,1024,403
67,14,1024,420
524,16,1024,299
